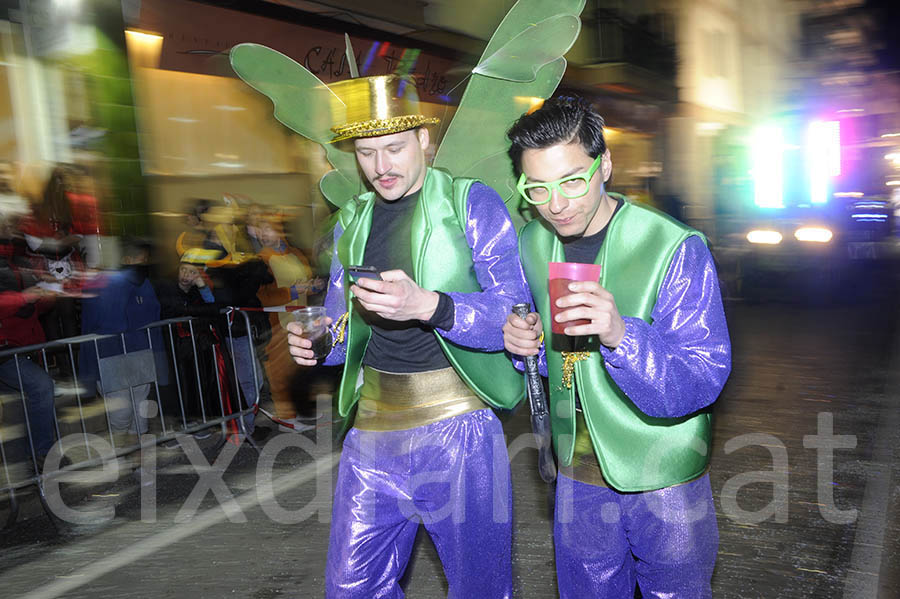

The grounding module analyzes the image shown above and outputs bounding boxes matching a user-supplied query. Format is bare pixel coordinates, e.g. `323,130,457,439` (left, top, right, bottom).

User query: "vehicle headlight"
794,227,833,243
747,230,783,244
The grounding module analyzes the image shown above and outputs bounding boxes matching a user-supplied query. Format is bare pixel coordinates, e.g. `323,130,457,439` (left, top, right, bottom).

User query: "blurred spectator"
79,238,167,440
156,249,242,429
0,193,59,471
174,196,273,438
177,195,255,261
207,199,256,258
178,197,214,252
200,199,272,438
209,257,271,437
254,208,317,430
17,165,100,390
20,166,99,342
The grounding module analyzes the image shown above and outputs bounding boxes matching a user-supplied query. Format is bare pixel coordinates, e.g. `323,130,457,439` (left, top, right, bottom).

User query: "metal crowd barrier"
0,308,265,529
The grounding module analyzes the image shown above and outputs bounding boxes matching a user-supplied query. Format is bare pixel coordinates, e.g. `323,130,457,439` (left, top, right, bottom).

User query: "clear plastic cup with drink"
293,306,330,360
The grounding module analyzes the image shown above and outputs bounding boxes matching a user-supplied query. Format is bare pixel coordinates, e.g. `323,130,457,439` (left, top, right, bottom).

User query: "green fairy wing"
434,0,585,222
229,43,362,209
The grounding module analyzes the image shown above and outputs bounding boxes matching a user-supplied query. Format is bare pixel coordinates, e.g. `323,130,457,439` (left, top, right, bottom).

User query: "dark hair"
506,96,606,175
188,198,213,221
39,166,74,230
121,237,154,261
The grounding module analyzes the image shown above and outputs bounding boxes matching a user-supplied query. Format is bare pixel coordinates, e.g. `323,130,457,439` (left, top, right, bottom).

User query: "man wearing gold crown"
284,75,530,597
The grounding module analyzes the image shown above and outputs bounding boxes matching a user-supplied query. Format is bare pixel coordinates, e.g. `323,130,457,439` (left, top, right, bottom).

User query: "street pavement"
2,274,900,598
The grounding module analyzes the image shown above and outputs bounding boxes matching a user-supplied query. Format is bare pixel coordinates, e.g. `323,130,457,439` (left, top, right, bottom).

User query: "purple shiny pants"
554,473,718,599
325,409,513,598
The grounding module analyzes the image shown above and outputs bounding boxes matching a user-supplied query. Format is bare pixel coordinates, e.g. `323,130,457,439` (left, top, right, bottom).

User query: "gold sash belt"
353,366,487,431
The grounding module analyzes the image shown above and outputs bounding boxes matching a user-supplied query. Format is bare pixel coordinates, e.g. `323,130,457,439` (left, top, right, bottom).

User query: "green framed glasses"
516,153,604,205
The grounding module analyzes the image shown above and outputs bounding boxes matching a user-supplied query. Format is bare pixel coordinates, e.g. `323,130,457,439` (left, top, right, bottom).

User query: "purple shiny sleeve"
599,236,731,418
322,222,347,366
440,183,532,351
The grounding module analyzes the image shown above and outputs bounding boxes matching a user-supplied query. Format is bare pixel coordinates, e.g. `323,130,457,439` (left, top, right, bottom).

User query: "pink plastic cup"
548,262,602,335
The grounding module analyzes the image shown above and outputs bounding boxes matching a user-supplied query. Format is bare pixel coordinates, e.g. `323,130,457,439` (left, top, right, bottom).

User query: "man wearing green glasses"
503,96,731,598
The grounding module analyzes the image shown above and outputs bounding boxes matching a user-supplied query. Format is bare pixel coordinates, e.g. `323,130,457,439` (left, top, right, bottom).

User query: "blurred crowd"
0,162,333,472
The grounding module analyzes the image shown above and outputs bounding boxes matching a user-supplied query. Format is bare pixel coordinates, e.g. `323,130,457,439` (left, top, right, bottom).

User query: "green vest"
334,168,525,419
519,198,711,492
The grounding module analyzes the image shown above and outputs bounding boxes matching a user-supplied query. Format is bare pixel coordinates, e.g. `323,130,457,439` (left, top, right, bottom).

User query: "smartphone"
347,265,382,282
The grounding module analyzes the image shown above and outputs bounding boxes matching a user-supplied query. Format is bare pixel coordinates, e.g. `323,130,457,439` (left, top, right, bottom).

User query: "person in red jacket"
0,209,60,472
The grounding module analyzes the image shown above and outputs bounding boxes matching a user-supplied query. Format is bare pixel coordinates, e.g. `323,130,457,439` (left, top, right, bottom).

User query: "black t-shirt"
560,195,622,408
360,189,454,373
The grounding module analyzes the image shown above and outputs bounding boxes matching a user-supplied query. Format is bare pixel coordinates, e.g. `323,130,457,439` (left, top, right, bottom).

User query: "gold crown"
329,75,439,142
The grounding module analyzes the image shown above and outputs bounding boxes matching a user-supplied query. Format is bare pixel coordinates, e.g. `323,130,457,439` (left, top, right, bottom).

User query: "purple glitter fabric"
440,183,531,350
325,409,513,598
321,182,531,364
598,235,731,418
513,235,731,419
322,221,347,366
554,473,718,598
